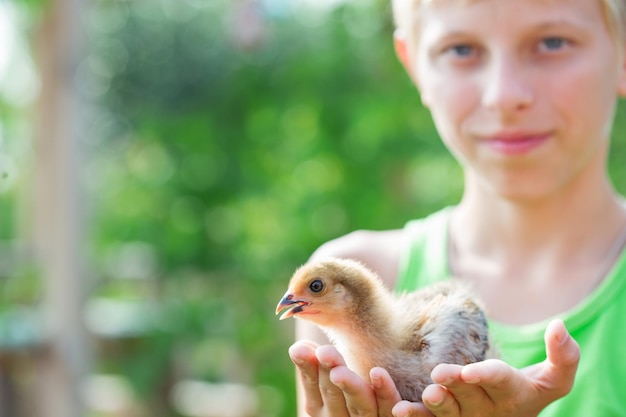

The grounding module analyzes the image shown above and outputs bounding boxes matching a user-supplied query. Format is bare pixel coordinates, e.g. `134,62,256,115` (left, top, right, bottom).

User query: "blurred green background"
0,0,625,416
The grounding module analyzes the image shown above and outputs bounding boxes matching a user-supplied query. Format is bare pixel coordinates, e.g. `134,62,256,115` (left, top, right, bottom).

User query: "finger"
330,365,378,417
541,319,580,395
422,384,460,417
370,367,401,417
517,320,580,400
316,345,350,415
431,364,488,404
456,359,532,415
392,400,435,417
297,339,321,350
431,364,492,412
430,364,463,385
459,358,519,390
289,341,324,411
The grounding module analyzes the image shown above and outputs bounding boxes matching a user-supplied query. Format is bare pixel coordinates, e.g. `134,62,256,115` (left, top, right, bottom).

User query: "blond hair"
392,0,626,42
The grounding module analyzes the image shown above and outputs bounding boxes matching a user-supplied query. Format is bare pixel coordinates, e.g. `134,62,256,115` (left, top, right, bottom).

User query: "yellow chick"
276,258,492,402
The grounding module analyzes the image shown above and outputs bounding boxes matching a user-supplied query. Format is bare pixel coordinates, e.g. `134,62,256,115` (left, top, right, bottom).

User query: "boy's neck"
455,168,625,256
448,165,626,324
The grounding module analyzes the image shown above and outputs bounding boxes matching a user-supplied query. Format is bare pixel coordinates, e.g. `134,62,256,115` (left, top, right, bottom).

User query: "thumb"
542,319,580,396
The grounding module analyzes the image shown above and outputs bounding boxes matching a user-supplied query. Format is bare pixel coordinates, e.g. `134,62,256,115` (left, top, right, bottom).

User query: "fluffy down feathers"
276,258,492,402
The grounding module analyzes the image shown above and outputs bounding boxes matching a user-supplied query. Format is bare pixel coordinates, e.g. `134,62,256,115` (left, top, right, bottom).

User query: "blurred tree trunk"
31,0,90,416
0,363,15,417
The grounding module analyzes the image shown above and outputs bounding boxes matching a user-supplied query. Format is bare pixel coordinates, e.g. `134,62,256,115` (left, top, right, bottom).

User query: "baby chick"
276,258,492,402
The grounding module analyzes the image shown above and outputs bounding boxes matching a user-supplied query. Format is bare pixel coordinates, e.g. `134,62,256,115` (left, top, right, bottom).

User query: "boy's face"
410,0,626,200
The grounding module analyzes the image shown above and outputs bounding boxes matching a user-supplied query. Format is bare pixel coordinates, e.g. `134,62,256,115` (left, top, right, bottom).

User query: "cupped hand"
393,319,580,417
289,341,421,417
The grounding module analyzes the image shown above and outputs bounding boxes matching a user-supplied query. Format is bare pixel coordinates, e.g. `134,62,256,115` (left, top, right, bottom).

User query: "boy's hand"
392,320,580,417
289,341,407,417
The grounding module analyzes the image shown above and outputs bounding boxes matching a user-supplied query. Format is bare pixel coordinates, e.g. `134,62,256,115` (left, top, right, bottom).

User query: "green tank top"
396,208,626,416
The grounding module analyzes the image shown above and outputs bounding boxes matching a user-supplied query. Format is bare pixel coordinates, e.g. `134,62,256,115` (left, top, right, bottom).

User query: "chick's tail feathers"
398,281,493,368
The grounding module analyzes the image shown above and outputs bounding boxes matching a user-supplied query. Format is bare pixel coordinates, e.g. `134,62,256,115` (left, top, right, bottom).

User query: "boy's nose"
481,56,534,115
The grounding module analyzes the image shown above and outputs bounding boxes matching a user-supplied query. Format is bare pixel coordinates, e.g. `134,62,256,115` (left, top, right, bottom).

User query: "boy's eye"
445,44,476,58
539,37,569,52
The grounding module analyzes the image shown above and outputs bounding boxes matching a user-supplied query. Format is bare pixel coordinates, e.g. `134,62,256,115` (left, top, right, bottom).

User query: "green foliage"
84,1,464,415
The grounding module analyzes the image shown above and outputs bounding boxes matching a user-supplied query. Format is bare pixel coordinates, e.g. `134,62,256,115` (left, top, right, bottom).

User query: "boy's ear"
394,29,412,74
394,29,430,106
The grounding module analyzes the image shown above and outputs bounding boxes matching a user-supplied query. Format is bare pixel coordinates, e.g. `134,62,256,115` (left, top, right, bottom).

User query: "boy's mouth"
480,131,552,155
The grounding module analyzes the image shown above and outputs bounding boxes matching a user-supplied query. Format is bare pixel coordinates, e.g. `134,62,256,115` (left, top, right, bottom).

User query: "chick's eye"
309,279,324,294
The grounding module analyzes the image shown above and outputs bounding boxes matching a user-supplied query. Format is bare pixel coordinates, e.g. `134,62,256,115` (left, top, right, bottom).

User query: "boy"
289,0,626,416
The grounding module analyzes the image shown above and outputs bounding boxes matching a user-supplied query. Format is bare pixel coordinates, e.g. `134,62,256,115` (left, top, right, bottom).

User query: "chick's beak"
276,292,309,320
